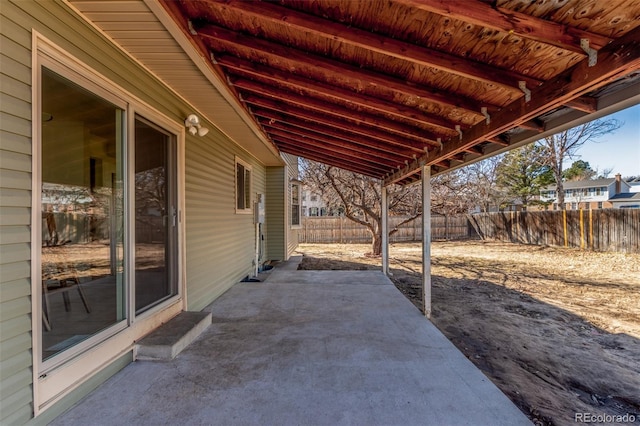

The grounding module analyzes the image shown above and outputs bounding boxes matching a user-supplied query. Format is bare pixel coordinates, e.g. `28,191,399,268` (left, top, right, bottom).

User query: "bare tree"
461,155,506,212
301,160,422,255
538,118,621,209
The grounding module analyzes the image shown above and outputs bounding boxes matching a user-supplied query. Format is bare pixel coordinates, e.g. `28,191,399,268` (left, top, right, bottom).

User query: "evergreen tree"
563,160,596,181
496,144,554,207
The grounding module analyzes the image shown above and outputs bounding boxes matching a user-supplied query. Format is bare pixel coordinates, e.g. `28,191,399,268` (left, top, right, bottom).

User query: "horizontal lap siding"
266,167,285,260
185,139,266,311
284,154,299,258
1,0,270,422
1,4,34,424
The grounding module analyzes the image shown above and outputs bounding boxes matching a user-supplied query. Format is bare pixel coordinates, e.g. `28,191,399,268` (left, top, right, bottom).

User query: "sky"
571,104,640,178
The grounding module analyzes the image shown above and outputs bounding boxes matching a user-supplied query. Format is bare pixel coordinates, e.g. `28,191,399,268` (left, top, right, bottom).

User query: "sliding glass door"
39,66,180,367
134,117,178,314
40,68,126,361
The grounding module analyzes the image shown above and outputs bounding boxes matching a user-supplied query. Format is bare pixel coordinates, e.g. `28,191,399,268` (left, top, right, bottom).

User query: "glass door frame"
34,53,130,374
130,114,181,319
31,33,187,413
125,106,186,324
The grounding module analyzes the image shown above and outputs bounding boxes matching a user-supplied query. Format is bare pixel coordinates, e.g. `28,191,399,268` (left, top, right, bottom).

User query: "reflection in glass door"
134,118,178,314
40,68,125,361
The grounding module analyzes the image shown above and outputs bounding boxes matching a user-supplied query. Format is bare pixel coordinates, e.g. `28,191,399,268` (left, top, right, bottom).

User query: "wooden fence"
299,215,474,244
468,209,640,253
299,209,639,253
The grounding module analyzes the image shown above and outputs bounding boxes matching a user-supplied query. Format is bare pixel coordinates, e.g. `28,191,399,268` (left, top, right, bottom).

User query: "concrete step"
135,311,211,361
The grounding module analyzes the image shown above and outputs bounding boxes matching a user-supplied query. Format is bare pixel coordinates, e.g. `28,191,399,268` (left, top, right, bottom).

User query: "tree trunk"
555,174,565,210
371,232,382,256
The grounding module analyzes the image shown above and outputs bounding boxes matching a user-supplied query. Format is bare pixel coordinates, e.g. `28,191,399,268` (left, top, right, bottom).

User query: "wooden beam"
273,139,388,176
487,138,510,147
564,96,598,113
399,0,612,54
195,23,492,115
264,126,409,165
518,120,545,132
235,81,444,144
244,97,435,151
269,129,404,170
463,145,484,155
385,24,640,185
279,146,383,177
260,119,415,161
214,0,540,90
254,110,424,156
220,56,461,131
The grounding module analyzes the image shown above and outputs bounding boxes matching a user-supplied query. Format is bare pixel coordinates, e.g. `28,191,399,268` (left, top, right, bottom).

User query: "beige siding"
185,140,267,311
1,3,34,423
284,154,300,257
265,166,286,261
1,0,272,422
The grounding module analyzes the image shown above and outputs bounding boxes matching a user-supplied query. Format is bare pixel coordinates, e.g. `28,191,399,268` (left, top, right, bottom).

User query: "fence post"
563,209,568,247
589,209,594,250
580,209,585,249
444,215,449,241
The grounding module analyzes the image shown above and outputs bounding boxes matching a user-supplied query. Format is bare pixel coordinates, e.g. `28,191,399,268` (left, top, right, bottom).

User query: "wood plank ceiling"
159,0,640,184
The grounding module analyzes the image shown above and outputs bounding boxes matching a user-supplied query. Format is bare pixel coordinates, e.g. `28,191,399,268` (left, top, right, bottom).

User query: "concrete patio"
51,257,531,426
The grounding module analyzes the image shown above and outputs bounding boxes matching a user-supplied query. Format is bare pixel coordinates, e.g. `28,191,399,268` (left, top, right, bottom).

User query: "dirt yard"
296,241,640,426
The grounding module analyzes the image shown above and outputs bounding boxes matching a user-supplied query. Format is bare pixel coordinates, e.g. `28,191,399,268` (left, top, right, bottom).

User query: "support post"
381,183,389,276
422,165,432,319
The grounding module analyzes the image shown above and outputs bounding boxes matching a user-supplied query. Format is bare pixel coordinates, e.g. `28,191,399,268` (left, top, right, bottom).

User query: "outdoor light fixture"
184,113,209,137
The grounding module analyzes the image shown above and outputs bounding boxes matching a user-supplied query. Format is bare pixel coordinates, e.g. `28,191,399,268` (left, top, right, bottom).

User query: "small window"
310,194,318,202
235,157,252,213
597,202,603,209
291,182,301,227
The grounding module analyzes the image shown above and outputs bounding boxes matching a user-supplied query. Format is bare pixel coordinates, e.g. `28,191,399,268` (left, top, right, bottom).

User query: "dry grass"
297,241,640,426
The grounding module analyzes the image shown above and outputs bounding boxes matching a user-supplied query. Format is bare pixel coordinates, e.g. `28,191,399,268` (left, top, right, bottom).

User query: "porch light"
184,113,209,137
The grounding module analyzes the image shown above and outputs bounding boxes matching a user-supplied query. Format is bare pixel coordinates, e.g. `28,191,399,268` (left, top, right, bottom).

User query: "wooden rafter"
564,96,598,113
269,131,404,167
464,145,484,155
254,110,424,156
273,138,388,176
518,120,545,132
234,81,444,143
219,55,461,131
385,24,640,184
398,0,612,54
244,97,436,151
195,23,494,114
278,143,384,176
259,119,416,161
211,0,540,90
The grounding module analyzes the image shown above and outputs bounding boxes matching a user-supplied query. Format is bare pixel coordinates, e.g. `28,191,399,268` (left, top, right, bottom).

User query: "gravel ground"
297,240,640,426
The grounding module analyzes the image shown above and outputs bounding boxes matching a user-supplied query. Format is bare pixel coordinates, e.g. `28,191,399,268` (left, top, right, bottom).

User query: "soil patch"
297,241,640,426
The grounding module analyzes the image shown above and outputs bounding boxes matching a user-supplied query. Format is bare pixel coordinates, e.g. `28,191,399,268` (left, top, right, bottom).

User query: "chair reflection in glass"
41,212,91,331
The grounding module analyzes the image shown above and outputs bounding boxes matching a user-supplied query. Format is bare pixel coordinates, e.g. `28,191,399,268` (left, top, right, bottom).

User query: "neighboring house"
628,177,640,193
609,192,640,209
539,174,634,210
302,187,328,217
0,2,300,424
